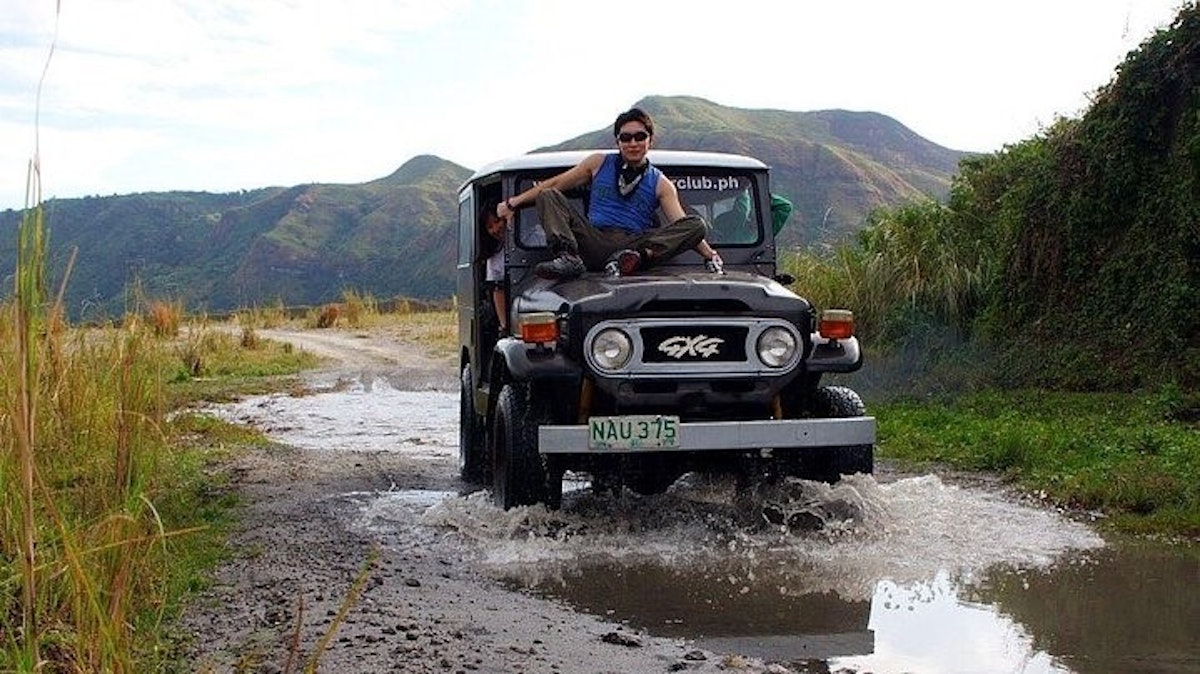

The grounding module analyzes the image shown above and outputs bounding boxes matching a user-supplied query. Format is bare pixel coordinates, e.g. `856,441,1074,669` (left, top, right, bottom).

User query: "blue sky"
0,0,1188,210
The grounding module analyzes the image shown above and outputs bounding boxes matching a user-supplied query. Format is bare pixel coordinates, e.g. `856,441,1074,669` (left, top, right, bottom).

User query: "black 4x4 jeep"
457,150,875,510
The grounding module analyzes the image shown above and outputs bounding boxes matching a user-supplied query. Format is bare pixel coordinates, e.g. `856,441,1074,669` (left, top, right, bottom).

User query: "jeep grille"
584,318,801,377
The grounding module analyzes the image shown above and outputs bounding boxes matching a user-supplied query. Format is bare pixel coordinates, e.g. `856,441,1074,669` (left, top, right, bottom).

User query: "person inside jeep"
495,107,724,278
480,199,509,335
475,198,511,383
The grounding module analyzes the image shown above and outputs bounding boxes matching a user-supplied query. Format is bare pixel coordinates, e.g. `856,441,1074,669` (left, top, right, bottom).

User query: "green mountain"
0,156,470,319
0,101,965,319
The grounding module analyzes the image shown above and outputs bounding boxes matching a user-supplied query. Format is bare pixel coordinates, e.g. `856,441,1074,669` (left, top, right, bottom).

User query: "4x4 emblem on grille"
657,335,725,359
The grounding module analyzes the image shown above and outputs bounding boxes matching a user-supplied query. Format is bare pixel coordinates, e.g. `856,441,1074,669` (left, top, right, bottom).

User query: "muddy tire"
459,366,489,484
491,383,550,510
811,385,867,416
808,385,874,481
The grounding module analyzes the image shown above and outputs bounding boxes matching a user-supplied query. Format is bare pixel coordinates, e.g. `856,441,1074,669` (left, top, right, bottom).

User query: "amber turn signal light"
519,312,558,344
818,309,855,340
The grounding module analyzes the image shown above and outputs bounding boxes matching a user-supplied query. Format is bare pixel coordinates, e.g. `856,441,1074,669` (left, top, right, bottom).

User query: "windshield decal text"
670,176,742,192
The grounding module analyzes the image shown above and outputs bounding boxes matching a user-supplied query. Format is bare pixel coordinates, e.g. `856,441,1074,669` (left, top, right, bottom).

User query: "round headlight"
591,328,633,371
757,326,797,368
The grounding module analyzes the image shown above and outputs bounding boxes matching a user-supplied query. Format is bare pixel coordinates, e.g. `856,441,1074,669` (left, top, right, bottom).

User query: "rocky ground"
178,326,804,674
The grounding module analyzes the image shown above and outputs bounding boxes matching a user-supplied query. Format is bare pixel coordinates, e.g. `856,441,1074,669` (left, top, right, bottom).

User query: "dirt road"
179,326,791,674
180,325,1108,674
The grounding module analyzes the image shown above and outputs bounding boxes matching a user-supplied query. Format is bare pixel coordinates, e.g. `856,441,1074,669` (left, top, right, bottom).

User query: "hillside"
0,156,470,319
831,3,1199,391
213,155,466,310
0,100,965,318
970,5,1200,388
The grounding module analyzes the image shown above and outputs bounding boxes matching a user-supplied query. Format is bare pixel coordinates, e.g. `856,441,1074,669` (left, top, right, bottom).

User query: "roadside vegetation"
0,191,451,671
782,4,1200,538
876,390,1199,536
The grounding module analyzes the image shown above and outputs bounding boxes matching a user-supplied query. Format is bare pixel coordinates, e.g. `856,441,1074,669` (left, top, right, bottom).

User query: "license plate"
588,415,680,450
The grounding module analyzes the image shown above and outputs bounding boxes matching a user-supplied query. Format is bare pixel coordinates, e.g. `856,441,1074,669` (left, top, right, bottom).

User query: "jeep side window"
512,176,588,249
457,195,474,266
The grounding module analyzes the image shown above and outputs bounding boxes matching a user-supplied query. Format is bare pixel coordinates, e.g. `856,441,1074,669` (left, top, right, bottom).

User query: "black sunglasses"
617,131,650,143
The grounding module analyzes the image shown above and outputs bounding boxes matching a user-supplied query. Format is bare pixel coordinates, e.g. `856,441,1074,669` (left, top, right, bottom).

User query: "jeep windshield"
513,167,764,249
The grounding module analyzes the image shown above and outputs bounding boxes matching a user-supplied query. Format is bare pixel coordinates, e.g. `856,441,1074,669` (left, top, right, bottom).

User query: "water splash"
421,473,1104,601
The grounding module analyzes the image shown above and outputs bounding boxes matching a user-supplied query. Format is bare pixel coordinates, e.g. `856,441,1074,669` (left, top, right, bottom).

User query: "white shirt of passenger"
486,249,504,283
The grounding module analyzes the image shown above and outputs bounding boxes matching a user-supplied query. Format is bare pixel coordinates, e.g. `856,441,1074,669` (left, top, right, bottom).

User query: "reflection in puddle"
503,558,877,662
424,475,1126,672
842,572,1069,673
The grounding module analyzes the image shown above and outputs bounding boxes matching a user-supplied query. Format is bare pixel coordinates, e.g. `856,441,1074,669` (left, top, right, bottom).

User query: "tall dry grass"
235,298,288,330
0,244,324,670
5,168,46,670
146,299,183,338
2,186,179,670
3,5,331,668
2,8,171,665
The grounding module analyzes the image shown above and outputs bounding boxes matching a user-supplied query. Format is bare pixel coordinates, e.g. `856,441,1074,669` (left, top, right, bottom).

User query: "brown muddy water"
215,376,1200,674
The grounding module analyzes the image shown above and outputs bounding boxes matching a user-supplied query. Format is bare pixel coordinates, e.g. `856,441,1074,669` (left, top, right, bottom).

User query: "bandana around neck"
618,160,649,197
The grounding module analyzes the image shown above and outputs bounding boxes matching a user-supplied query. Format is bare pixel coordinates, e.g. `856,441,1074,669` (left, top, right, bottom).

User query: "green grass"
1,301,315,672
165,325,319,405
876,388,1200,536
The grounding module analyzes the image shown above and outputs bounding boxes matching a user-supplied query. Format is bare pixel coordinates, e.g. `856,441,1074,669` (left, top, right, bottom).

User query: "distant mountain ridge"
0,96,967,318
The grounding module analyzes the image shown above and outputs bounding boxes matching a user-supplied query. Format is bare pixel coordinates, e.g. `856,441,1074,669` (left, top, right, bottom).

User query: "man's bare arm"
491,287,507,332
656,175,687,223
498,153,604,218
657,175,719,262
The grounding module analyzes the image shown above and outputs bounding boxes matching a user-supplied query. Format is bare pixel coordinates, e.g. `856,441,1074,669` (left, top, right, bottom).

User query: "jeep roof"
464,150,769,188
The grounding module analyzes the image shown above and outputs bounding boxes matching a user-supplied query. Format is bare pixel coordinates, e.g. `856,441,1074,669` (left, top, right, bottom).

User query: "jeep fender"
806,334,863,373
493,336,583,383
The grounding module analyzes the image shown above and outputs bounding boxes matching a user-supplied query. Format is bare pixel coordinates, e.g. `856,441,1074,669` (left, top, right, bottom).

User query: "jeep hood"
511,269,812,318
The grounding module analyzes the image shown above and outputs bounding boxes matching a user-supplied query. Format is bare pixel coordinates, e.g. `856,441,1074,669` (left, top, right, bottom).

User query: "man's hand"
704,252,725,275
497,199,516,223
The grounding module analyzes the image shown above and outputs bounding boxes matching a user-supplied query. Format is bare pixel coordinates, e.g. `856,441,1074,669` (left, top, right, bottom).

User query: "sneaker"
535,252,586,280
604,249,642,277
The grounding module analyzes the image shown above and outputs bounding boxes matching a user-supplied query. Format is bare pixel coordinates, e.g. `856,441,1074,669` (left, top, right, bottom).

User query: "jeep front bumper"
537,417,875,454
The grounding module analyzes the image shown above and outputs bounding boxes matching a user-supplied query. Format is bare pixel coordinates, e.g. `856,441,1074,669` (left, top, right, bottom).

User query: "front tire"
491,383,552,509
807,385,874,481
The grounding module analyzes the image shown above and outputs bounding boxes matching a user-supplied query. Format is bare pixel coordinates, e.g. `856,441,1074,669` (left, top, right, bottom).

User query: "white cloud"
0,0,1187,209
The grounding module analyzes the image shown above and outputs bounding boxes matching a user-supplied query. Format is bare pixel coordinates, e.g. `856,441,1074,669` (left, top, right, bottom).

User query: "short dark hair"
479,199,500,225
613,107,654,138
478,198,502,258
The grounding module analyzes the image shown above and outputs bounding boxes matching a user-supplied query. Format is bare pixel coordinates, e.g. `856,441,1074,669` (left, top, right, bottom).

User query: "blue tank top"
588,154,662,234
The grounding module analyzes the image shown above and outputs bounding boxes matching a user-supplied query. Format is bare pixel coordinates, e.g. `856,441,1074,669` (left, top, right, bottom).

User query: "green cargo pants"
535,189,706,271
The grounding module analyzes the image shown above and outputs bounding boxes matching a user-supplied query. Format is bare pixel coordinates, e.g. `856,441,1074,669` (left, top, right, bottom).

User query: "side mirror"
773,273,795,285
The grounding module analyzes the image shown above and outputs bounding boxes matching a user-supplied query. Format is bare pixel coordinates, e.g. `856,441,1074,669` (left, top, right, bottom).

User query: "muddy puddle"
214,378,1200,673
214,372,457,455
